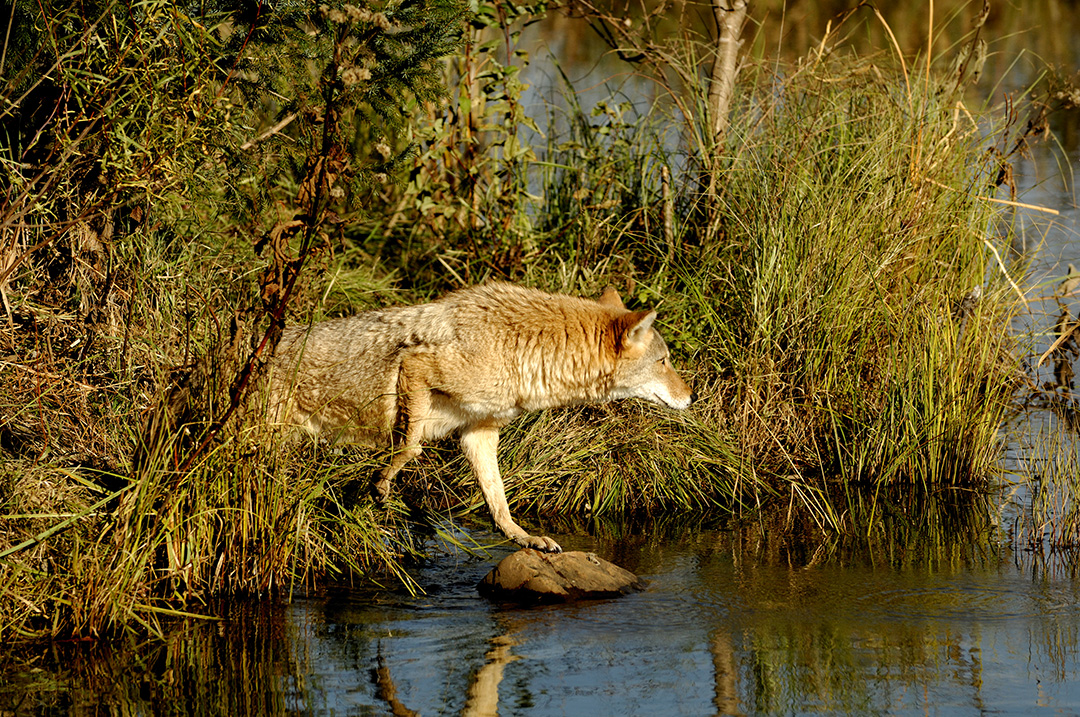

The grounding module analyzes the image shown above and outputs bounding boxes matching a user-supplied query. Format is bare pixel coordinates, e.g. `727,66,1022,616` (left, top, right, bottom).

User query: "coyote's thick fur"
268,282,693,552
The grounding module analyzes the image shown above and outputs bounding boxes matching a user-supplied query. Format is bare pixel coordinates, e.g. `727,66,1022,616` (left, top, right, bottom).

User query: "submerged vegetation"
0,0,1072,640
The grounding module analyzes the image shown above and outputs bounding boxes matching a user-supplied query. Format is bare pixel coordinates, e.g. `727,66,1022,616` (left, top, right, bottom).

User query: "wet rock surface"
478,549,645,603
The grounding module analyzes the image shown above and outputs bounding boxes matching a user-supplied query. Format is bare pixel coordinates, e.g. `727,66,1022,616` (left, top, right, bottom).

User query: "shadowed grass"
1,422,425,639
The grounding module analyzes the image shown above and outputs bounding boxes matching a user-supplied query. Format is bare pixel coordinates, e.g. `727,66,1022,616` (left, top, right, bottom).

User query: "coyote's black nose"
690,391,699,405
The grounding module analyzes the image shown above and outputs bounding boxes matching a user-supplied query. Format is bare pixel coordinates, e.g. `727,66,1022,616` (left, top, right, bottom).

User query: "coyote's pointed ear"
617,310,657,350
598,286,626,310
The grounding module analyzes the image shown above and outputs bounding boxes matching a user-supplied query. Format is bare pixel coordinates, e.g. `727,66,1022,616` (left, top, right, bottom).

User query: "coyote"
268,282,694,552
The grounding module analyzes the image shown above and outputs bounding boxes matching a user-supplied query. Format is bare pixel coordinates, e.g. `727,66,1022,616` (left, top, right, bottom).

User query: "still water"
7,525,1080,715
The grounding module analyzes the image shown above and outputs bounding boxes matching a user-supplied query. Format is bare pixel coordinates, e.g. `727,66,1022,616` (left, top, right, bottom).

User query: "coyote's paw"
370,477,391,504
518,534,562,553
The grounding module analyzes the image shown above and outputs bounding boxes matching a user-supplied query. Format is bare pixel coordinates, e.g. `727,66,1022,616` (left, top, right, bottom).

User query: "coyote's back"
268,282,694,552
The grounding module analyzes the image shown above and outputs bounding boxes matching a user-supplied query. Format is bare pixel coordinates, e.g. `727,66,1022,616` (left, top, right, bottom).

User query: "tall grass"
2,0,465,641
422,48,1026,531
0,5,1039,641
713,53,1019,474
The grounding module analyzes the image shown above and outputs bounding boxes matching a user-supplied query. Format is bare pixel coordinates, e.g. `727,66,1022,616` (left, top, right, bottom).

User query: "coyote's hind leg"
371,368,430,503
371,437,423,503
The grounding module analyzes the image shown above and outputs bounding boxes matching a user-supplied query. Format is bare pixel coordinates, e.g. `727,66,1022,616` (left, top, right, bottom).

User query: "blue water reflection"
268,528,1080,716
5,525,1080,714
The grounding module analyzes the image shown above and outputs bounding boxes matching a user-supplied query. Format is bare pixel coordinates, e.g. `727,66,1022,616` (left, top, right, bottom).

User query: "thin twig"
240,112,298,150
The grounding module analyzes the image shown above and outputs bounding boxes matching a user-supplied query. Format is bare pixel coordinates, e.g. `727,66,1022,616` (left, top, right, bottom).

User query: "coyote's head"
600,288,695,410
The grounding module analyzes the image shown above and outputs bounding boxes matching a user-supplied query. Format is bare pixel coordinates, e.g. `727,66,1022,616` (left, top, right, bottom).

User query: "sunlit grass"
0,33,1043,641
448,49,1027,533
1013,416,1080,551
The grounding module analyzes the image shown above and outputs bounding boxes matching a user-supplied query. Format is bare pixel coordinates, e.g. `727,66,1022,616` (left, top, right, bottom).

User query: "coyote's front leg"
459,424,562,553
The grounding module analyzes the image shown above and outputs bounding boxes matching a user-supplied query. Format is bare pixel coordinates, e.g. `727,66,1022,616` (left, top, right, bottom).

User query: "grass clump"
702,52,1023,494
1,0,466,641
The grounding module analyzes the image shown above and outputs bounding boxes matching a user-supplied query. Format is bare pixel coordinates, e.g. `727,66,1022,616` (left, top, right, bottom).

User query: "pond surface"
6,525,1080,715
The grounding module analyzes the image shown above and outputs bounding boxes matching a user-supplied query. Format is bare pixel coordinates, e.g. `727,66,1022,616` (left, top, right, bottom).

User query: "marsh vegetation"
1,0,1079,644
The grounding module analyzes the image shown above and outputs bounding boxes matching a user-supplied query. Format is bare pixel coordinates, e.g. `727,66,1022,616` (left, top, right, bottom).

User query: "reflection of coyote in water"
268,282,694,553
374,614,742,715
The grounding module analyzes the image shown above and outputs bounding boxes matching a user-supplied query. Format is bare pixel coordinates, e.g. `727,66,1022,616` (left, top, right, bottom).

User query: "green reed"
1014,415,1080,551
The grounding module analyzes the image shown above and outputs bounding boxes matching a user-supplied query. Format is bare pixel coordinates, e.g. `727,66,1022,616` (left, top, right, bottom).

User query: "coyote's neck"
515,321,616,409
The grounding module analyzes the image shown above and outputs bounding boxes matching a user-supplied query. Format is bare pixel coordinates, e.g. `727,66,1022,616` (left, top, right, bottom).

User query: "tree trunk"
706,0,747,208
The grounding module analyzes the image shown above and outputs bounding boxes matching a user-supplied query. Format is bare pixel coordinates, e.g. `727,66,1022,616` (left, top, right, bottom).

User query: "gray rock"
478,549,645,602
